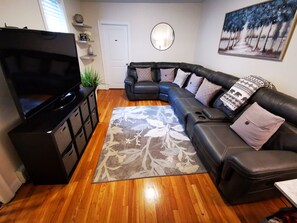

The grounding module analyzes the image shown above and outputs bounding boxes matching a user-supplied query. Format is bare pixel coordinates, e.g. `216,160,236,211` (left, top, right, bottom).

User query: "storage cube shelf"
9,87,99,184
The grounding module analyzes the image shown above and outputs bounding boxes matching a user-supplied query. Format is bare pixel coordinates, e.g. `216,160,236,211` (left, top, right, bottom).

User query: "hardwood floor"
0,89,291,223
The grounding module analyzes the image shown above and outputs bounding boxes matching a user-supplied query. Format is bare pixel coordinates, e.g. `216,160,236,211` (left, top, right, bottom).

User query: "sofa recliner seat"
191,122,254,184
124,61,297,204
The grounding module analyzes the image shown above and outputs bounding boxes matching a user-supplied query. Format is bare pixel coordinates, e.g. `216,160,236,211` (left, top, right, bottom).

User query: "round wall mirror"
150,23,175,51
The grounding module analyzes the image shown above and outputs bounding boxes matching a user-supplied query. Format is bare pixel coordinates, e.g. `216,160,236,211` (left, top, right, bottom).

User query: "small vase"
87,45,93,55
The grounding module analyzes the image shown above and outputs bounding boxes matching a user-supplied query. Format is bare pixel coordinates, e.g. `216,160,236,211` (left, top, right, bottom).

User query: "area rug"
93,106,206,183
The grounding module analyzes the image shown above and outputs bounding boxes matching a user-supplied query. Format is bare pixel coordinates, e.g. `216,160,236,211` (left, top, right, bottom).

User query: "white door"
99,23,129,89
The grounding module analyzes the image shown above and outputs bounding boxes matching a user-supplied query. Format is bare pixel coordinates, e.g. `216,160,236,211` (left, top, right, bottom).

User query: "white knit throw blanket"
220,75,274,111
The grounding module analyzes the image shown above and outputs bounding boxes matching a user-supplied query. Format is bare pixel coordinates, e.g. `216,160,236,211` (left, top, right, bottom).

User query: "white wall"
0,0,82,204
195,0,297,98
63,0,85,71
81,2,202,85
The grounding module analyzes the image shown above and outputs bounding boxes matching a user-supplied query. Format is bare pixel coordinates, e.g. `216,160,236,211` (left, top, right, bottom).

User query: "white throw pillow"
173,69,190,87
185,75,204,94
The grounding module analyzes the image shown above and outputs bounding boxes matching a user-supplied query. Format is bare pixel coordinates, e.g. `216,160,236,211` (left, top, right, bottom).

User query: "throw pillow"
195,78,222,106
230,102,285,150
185,75,204,94
136,67,152,82
160,68,175,82
173,69,191,87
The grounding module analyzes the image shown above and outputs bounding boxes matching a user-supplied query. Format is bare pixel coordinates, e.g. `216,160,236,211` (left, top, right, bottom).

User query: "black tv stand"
8,86,99,184
52,92,76,111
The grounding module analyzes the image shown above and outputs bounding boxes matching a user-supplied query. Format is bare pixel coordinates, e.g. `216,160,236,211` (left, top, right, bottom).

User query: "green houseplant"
81,67,103,87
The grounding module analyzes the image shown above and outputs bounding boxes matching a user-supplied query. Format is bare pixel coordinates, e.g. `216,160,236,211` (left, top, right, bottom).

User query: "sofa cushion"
192,122,253,183
168,87,194,104
134,82,159,94
185,74,204,94
160,68,175,82
136,67,153,82
231,102,285,150
173,69,191,87
159,82,179,94
195,79,222,106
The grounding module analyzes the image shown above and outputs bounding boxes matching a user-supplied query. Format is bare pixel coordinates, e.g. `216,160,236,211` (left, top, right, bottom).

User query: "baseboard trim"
0,175,22,204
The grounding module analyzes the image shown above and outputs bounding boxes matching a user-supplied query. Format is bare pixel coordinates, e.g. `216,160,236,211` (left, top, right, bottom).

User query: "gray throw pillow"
136,67,152,82
195,78,221,106
160,68,175,82
230,102,285,150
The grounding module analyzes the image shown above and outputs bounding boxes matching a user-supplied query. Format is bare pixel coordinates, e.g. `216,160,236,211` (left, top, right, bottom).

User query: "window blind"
39,0,68,33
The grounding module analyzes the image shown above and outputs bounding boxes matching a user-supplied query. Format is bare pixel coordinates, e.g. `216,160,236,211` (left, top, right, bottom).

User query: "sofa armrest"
124,76,135,86
202,108,229,120
219,150,297,204
222,150,297,180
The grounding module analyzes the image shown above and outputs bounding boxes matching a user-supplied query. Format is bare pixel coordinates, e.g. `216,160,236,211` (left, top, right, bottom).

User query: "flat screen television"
0,28,81,120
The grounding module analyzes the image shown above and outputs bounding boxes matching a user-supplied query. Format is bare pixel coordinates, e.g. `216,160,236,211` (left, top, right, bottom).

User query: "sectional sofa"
124,62,297,204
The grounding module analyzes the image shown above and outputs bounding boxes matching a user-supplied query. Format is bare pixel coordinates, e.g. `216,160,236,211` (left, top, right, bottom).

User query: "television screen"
0,28,81,120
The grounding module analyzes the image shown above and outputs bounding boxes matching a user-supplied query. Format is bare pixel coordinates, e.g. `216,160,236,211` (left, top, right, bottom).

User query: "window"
39,0,69,33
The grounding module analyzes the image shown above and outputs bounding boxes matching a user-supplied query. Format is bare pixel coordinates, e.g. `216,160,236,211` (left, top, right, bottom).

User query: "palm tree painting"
218,0,297,60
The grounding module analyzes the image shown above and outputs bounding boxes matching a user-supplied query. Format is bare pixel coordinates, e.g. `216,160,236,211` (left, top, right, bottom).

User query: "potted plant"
81,67,103,87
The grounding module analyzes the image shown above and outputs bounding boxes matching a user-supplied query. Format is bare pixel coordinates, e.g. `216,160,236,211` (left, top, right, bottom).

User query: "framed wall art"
218,0,297,61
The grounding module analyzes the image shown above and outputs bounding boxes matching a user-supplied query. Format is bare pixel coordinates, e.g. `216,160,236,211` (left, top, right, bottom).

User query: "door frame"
98,21,131,89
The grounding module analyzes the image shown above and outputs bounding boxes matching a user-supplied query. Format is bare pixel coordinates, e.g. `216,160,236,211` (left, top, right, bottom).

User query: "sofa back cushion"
179,63,203,74
251,88,297,126
262,122,297,152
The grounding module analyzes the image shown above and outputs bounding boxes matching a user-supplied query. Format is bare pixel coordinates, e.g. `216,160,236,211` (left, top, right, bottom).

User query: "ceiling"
80,0,205,3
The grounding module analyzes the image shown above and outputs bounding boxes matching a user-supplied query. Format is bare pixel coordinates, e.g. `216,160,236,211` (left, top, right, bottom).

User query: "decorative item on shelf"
87,45,94,55
73,14,84,24
79,31,92,42
79,32,89,41
81,67,103,87
4,23,28,29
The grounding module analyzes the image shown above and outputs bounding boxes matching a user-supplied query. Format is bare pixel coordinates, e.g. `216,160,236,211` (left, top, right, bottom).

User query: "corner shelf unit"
80,54,97,60
76,40,95,44
72,21,96,61
72,23,92,29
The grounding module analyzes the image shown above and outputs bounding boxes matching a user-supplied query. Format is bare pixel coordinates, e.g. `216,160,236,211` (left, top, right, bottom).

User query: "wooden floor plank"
0,89,290,223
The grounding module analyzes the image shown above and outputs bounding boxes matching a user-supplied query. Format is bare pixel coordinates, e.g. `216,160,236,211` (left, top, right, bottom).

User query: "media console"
9,86,98,184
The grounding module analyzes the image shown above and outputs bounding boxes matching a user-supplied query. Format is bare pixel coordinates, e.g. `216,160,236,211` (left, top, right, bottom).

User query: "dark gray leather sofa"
124,62,297,204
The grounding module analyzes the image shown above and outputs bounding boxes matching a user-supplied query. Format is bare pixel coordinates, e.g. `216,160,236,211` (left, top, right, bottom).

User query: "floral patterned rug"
93,106,206,183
